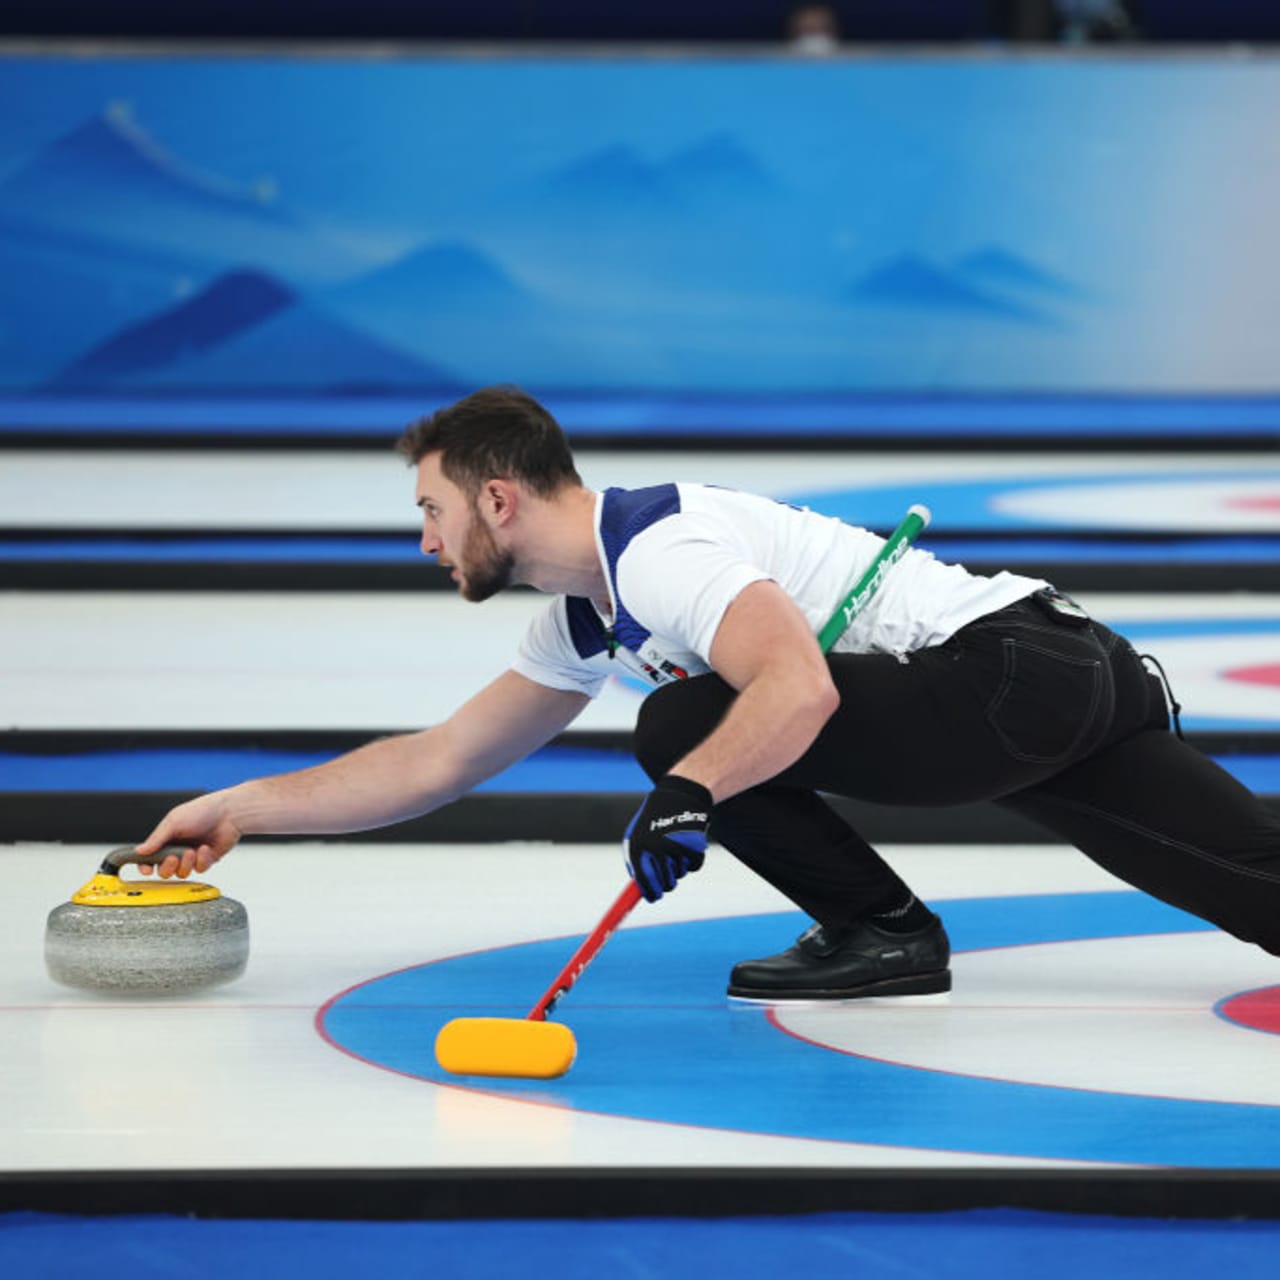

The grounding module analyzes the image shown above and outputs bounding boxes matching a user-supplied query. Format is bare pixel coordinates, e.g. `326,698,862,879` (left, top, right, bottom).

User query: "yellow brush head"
434,1017,578,1079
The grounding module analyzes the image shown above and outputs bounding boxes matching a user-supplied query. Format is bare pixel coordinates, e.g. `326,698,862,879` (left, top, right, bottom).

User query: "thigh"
775,646,997,805
633,671,737,780
780,617,1116,807
1000,730,1280,952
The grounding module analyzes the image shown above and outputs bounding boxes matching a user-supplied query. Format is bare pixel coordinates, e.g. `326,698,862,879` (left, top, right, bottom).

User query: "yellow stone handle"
99,844,195,875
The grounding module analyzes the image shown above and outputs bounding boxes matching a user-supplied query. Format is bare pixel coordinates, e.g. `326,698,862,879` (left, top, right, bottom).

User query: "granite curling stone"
45,845,249,995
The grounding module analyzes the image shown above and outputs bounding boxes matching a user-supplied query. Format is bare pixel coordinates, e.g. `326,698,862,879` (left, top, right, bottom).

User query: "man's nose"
420,525,440,556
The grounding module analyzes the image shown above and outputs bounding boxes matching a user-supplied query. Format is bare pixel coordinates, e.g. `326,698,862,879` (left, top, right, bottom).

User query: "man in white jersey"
140,387,1280,999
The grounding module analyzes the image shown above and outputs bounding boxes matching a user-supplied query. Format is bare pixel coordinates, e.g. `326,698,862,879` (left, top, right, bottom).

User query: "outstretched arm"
137,670,589,878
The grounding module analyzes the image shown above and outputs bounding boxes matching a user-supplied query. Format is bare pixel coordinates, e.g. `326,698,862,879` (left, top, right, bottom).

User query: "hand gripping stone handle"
100,845,196,874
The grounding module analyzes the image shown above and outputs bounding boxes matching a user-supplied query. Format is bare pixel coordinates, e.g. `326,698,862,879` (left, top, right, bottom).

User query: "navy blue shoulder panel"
564,595,609,660
599,484,681,652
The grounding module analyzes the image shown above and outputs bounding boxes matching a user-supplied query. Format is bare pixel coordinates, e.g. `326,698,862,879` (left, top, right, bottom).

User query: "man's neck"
514,486,608,604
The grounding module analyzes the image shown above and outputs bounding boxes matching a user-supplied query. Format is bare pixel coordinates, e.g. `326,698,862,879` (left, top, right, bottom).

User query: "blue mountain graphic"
0,106,372,285
846,254,1053,324
0,226,204,388
2,106,291,225
332,240,530,313
52,267,458,392
53,270,296,386
954,247,1087,300
132,304,460,393
542,143,681,213
657,133,780,202
323,240,550,374
532,134,779,218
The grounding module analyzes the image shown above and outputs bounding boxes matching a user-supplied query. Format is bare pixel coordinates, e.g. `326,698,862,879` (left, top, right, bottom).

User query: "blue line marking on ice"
0,745,648,792
321,891,1280,1167
0,538,423,563
4,535,1279,565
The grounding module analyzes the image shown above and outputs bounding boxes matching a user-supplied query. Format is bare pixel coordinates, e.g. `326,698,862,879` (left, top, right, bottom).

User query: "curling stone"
45,846,249,995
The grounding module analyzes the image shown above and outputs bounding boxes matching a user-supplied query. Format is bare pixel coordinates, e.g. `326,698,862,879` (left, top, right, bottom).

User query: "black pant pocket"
984,636,1108,765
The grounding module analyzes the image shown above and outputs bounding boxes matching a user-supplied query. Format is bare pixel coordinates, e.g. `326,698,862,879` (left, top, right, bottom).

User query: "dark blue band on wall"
3,395,1280,441
2,746,1276,796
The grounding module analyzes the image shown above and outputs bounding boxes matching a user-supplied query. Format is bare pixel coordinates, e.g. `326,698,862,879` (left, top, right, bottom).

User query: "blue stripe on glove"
624,774,712,903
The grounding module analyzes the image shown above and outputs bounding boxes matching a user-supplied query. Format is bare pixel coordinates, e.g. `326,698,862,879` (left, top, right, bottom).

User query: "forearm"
671,671,838,803
139,672,586,878
225,729,461,835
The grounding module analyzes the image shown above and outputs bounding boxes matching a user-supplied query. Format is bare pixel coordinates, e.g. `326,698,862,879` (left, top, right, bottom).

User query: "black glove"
624,774,712,903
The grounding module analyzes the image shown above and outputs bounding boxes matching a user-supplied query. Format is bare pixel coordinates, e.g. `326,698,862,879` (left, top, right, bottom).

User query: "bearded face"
455,502,516,602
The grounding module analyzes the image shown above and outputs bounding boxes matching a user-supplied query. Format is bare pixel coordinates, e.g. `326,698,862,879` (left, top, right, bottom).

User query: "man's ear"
480,478,519,527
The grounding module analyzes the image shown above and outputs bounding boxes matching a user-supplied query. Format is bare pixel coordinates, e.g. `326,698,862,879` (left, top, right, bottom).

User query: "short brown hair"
396,386,582,498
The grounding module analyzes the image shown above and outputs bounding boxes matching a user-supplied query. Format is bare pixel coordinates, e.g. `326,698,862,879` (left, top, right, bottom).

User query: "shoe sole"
726,968,952,1002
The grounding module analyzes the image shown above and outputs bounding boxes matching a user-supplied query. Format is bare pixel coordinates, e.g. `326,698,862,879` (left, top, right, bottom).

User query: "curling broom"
434,503,932,1079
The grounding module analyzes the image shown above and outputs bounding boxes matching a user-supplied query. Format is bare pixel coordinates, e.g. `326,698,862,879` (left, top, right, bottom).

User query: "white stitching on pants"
985,638,1105,765
1045,792,1280,885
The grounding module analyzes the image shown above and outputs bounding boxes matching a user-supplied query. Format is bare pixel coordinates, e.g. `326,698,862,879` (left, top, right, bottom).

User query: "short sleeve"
511,598,609,698
618,525,771,660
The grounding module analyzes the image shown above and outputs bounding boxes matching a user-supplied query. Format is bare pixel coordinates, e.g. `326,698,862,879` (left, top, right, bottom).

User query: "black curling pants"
632,593,1280,956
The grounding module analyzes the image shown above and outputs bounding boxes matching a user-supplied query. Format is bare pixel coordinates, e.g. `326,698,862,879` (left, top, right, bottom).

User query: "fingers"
631,849,690,903
633,852,664,903
135,815,193,869
134,825,173,876
135,818,184,878
667,831,707,872
134,822,172,860
147,845,223,879
134,846,198,879
135,803,232,879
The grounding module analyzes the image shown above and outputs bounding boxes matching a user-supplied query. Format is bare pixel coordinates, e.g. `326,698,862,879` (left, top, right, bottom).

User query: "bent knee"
633,674,735,781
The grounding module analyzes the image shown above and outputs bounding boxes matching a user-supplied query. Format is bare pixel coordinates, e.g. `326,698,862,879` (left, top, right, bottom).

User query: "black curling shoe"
727,915,951,1001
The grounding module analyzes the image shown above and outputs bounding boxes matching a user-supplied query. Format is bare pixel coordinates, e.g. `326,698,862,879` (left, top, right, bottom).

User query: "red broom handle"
527,879,644,1021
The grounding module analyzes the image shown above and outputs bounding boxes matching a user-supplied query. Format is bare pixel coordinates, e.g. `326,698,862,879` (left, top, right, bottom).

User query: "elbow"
430,757,471,807
804,666,840,730
816,672,840,725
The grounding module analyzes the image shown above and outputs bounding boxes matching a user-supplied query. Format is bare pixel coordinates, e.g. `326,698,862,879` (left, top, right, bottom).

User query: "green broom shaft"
815,503,932,654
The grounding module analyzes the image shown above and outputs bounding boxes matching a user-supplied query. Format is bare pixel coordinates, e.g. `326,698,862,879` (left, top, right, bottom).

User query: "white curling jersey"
512,483,1045,698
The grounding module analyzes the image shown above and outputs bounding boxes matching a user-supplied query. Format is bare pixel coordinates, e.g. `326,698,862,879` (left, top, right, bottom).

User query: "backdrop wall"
2,51,1278,397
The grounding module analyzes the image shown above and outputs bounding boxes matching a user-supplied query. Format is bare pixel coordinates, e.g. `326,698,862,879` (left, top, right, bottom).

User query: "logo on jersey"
614,640,691,686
